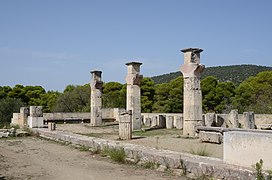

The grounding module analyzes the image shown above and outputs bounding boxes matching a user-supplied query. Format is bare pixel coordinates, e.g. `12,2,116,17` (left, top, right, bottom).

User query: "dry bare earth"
0,137,188,180
57,124,223,158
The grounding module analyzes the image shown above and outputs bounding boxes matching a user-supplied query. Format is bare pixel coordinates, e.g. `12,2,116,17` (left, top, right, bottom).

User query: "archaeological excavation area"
5,48,272,179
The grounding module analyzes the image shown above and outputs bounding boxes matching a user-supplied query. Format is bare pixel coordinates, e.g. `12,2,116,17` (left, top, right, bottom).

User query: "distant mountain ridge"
151,64,272,85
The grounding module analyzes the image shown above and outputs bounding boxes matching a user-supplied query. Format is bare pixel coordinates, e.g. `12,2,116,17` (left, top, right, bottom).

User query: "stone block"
48,122,56,131
174,115,183,129
119,111,132,140
224,131,272,170
215,114,227,127
204,113,215,127
199,131,222,144
28,116,44,128
144,117,151,127
242,112,256,129
11,113,19,125
0,132,9,138
151,116,157,127
20,107,29,115
158,115,166,128
166,115,174,129
29,106,43,117
228,109,239,128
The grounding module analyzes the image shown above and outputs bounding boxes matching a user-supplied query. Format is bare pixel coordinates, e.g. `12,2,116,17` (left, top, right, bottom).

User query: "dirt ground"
57,123,223,159
0,137,189,180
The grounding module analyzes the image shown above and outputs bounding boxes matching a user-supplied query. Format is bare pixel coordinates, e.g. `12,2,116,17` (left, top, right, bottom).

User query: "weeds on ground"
164,165,174,177
102,147,126,163
10,124,20,130
141,161,157,169
254,159,272,180
190,145,211,157
78,145,89,151
255,159,265,180
133,128,182,137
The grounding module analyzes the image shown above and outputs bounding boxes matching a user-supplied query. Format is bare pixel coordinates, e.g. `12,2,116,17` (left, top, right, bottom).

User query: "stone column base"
183,120,202,136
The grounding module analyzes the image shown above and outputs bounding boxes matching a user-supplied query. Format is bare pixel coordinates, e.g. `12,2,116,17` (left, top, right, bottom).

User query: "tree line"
151,64,272,86
1,71,272,127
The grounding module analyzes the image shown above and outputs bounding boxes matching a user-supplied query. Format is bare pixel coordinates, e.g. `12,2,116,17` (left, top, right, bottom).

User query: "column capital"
125,62,143,66
90,70,102,76
181,48,203,65
181,48,203,53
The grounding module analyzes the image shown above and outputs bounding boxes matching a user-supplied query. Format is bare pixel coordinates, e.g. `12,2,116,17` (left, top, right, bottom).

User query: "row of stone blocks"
142,115,183,129
32,128,258,179
204,110,256,129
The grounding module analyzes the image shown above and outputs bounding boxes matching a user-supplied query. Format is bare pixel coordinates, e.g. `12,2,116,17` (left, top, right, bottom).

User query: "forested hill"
151,64,272,85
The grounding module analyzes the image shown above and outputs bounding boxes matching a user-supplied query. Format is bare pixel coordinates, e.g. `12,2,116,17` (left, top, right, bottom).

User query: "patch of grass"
133,128,182,137
78,145,89,151
102,147,126,163
10,124,20,130
190,145,211,157
141,161,156,169
164,166,174,177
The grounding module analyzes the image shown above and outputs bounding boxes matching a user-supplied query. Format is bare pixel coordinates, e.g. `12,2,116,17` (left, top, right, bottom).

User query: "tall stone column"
180,48,205,136
125,62,143,130
90,70,103,126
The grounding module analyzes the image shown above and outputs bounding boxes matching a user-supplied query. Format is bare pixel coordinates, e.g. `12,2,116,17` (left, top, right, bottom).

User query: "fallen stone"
0,132,9,138
199,131,223,144
15,130,30,137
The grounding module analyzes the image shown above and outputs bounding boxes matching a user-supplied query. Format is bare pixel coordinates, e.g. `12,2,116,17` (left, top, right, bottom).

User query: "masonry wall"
43,108,125,121
224,131,272,170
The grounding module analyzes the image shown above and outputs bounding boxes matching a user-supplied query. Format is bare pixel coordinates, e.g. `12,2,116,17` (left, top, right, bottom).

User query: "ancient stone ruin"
90,70,103,126
119,110,132,140
8,50,272,179
180,48,205,136
125,62,143,130
27,106,43,128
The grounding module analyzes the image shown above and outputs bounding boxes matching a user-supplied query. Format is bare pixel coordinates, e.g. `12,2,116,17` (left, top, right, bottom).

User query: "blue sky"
0,0,272,91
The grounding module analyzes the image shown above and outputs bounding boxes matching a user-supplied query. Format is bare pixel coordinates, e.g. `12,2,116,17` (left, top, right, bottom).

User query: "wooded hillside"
151,64,272,85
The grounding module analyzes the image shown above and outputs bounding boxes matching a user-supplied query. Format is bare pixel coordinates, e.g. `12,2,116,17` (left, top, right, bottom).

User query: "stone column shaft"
90,70,103,126
125,62,143,130
119,110,132,140
180,48,205,136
